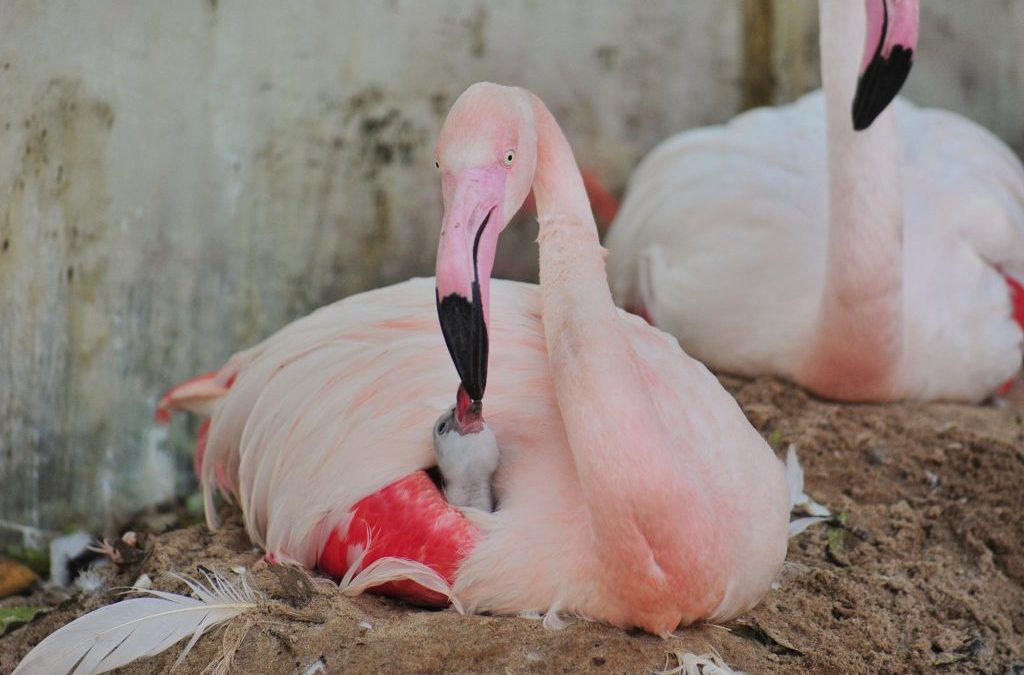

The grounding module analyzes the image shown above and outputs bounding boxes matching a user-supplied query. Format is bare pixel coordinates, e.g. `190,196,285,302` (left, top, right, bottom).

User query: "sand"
2,376,1023,674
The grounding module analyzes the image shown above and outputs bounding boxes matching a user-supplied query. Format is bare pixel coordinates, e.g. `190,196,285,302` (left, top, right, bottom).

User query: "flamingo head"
434,83,536,403
852,0,919,131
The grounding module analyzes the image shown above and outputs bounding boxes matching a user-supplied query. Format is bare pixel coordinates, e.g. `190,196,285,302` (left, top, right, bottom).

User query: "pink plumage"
159,83,789,635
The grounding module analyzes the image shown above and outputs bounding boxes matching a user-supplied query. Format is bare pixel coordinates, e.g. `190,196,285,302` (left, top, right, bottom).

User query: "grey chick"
432,402,499,512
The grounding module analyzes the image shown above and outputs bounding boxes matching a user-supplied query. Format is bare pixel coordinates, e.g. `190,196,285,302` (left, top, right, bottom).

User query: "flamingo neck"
529,94,693,607
528,97,594,237
807,0,904,398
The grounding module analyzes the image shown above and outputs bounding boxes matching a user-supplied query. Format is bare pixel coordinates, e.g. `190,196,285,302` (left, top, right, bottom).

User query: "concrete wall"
1,0,1022,541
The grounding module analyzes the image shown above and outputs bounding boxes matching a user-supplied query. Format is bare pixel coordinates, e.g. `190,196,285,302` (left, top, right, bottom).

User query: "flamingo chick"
606,0,1024,402
432,388,499,512
159,82,789,635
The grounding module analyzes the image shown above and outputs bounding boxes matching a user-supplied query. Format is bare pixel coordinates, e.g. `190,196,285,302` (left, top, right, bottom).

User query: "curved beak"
435,164,507,402
852,0,919,131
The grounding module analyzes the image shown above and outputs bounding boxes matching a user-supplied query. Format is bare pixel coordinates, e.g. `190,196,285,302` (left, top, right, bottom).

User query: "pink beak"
435,164,507,402
852,0,919,131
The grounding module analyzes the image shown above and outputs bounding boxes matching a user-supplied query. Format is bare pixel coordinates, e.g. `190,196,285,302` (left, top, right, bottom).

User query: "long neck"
529,99,593,235
806,0,904,398
530,95,687,570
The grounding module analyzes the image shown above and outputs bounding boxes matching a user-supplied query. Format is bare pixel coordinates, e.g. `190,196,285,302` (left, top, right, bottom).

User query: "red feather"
997,273,1024,396
1005,273,1024,330
318,471,479,606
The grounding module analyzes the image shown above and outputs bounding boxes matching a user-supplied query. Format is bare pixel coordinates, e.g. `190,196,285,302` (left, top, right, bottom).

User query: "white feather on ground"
785,445,831,537
13,570,258,675
659,648,745,675
73,563,113,597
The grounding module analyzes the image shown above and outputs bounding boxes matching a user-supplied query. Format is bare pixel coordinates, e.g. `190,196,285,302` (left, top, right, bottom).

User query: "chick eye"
436,420,449,435
502,150,515,167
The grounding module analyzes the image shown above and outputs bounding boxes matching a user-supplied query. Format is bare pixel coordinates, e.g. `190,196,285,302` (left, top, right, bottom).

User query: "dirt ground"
2,376,1023,674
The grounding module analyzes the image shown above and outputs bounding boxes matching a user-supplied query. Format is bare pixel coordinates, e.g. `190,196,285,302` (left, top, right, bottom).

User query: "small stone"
0,558,39,598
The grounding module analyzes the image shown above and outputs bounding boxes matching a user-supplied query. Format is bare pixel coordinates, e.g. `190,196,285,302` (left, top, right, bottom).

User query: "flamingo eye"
434,159,440,169
502,150,515,167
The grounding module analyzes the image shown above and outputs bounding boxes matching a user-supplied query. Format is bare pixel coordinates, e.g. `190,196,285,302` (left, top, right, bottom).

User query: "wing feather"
13,571,257,675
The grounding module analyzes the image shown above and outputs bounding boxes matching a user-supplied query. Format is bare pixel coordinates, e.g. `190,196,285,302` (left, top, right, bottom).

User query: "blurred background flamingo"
160,83,789,635
606,0,1024,402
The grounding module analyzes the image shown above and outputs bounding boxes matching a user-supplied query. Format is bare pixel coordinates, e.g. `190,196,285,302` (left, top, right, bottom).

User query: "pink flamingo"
606,0,1024,402
160,83,789,634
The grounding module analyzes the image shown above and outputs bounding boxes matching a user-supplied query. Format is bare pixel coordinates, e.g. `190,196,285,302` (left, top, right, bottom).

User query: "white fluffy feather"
13,570,257,675
785,445,830,537
660,649,745,675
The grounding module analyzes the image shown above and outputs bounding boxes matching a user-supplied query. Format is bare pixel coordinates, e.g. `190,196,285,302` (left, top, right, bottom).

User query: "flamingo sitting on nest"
606,0,1024,402
158,82,789,635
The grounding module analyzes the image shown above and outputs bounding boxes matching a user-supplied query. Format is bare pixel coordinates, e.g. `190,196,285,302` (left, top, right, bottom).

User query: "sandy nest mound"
2,376,1023,674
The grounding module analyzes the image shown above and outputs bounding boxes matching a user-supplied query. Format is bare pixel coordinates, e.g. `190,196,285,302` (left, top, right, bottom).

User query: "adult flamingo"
159,83,789,635
606,0,1024,402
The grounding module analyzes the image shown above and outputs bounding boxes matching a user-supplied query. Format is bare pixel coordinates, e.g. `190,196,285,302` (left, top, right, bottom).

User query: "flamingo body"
169,278,788,633
162,83,789,635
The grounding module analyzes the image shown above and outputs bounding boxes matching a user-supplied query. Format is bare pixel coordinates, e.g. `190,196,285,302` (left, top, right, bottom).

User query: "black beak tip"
436,287,489,401
851,46,913,132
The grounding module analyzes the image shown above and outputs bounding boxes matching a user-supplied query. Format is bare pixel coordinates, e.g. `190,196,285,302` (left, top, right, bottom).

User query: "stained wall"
1,0,1021,539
